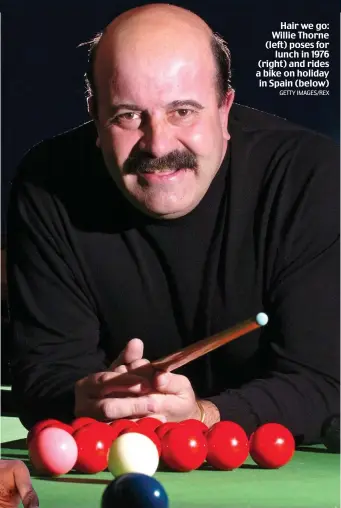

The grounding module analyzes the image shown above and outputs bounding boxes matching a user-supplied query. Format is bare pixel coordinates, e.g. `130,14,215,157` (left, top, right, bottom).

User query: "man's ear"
87,96,100,147
219,88,235,142
87,95,96,119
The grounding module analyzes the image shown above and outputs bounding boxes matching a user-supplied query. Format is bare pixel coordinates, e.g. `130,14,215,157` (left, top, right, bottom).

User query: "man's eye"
117,112,140,121
110,112,141,126
175,109,193,117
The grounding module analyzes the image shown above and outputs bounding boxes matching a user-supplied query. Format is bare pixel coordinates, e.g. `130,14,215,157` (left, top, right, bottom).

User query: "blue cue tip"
256,312,269,326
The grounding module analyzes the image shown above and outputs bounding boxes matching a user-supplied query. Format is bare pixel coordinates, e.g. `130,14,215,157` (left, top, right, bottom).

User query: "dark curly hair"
81,31,232,115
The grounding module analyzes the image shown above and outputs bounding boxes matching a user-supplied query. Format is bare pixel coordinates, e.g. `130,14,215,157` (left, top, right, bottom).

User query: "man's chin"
117,170,202,218
132,196,198,220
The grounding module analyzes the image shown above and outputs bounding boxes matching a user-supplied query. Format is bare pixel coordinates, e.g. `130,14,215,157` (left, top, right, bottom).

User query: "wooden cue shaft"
151,317,263,373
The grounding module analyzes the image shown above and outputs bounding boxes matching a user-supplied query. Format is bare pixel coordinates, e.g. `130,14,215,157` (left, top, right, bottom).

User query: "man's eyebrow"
108,100,204,115
109,104,142,115
167,100,204,110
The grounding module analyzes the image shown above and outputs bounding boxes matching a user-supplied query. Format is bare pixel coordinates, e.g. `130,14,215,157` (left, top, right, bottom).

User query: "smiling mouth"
137,167,190,183
137,167,181,174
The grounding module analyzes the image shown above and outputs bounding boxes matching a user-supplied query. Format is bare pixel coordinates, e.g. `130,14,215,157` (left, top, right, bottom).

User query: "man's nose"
138,118,175,158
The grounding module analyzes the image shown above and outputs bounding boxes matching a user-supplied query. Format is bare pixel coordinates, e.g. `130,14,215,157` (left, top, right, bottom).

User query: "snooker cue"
151,312,269,373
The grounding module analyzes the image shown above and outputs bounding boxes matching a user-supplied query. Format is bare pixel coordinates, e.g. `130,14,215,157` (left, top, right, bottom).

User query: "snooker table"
1,414,340,508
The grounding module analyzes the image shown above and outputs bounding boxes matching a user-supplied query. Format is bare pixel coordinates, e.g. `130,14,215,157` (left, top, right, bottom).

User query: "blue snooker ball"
101,473,169,508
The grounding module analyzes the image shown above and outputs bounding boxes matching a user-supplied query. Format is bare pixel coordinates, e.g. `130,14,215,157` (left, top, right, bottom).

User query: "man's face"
92,32,234,219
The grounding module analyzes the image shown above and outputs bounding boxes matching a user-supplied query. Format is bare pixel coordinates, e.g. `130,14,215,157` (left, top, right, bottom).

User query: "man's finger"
109,338,144,370
153,372,191,395
128,358,150,371
79,371,150,398
95,396,158,420
112,364,128,374
100,368,155,397
13,460,40,508
104,382,152,396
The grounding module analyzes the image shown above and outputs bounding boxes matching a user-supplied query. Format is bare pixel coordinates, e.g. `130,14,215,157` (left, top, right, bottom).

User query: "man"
0,460,39,508
6,4,339,442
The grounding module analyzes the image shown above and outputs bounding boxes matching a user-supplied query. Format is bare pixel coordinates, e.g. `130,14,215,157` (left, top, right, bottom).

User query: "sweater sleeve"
6,147,107,430
207,133,340,444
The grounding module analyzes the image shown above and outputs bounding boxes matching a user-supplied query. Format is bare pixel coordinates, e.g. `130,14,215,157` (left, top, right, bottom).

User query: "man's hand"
75,338,155,419
75,338,220,425
0,459,39,508
151,372,220,426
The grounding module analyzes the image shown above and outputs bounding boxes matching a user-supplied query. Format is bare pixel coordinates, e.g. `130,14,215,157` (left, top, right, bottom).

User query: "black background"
2,0,340,234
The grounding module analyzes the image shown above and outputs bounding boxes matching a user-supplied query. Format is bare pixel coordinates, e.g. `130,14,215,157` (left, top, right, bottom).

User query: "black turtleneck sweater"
6,104,340,442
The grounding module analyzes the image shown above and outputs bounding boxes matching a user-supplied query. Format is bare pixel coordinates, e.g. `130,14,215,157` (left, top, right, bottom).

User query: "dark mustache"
123,150,198,174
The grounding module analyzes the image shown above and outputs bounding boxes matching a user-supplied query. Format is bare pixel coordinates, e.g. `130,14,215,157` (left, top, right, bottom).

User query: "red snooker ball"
137,417,164,432
250,423,295,469
27,419,73,446
109,419,139,440
73,422,115,474
162,426,208,472
71,417,98,432
206,421,249,470
120,428,162,457
155,422,178,441
180,419,209,434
